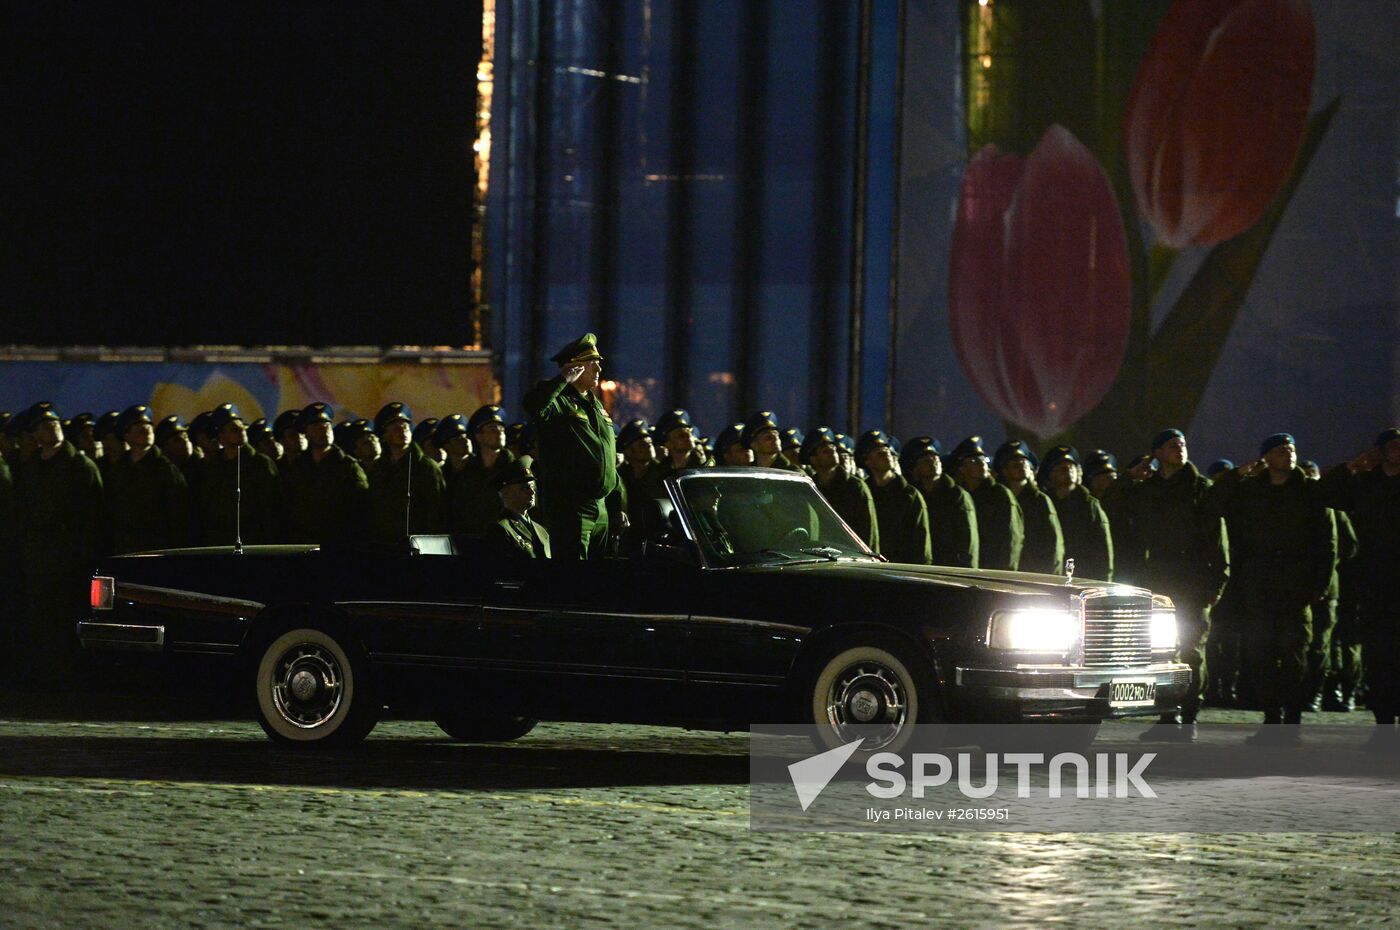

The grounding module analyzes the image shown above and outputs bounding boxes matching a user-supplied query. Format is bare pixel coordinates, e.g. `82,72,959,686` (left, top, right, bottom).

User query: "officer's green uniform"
365,444,447,546
283,445,369,544
1206,466,1334,721
867,476,931,565
448,449,517,536
1303,505,1357,706
1052,484,1113,581
815,470,879,551
915,475,979,569
1326,509,1364,709
1012,484,1066,574
200,445,283,545
106,447,190,553
969,479,1024,571
523,334,620,560
488,511,552,559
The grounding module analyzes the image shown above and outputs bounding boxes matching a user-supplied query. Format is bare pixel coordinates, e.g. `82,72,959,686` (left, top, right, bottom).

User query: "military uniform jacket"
816,470,879,551
620,460,667,525
755,452,802,473
1013,485,1065,575
867,475,931,565
1318,464,1400,607
523,377,619,511
970,478,1024,571
916,475,979,569
1106,463,1227,607
1052,484,1113,582
447,449,517,536
106,447,190,554
1206,468,1334,611
487,510,552,559
15,441,104,574
199,445,282,546
365,444,446,546
283,445,369,544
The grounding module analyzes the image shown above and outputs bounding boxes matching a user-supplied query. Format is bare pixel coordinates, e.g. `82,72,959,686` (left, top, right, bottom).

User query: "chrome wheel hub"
271,644,344,729
826,662,907,750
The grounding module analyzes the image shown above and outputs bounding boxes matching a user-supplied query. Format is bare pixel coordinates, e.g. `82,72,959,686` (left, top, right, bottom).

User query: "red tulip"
949,125,1132,437
1125,0,1316,249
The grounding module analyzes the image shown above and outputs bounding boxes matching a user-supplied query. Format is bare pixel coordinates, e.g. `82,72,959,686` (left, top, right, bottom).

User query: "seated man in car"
486,459,551,559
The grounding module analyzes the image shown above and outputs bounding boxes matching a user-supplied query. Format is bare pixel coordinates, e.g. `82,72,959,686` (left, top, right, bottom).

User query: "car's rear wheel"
808,638,937,756
253,625,380,747
434,707,537,742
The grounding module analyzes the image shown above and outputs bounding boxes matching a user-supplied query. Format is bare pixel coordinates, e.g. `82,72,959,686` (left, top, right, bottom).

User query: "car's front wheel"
808,638,937,756
253,625,380,747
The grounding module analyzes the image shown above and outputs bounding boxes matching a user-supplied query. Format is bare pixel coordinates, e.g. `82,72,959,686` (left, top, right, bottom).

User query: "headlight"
989,608,1080,652
1151,595,1177,650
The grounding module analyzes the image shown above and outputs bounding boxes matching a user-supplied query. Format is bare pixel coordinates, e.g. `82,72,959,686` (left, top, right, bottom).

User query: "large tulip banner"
951,0,1334,453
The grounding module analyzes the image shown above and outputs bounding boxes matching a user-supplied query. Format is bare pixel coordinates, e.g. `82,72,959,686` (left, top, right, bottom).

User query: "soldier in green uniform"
346,419,380,470
901,437,978,569
950,436,1024,571
67,413,99,462
857,430,930,564
273,410,305,473
712,424,750,467
994,440,1065,575
617,419,664,526
781,428,805,470
447,405,516,536
744,411,802,471
1299,459,1359,711
1201,458,1243,707
486,459,551,559
802,427,878,551
523,334,624,560
414,418,444,467
199,404,283,546
105,405,190,554
1039,445,1112,581
364,402,446,546
1323,506,1364,712
93,411,126,481
435,413,473,527
653,409,708,474
1109,428,1229,742
13,403,104,682
1207,435,1334,744
248,418,281,464
282,403,369,545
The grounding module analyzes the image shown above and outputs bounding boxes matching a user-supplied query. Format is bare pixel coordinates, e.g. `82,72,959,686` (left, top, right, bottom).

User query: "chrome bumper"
76,620,165,652
954,663,1191,717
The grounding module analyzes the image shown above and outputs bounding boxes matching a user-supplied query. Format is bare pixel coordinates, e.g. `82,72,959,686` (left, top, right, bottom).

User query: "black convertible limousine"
80,468,1189,751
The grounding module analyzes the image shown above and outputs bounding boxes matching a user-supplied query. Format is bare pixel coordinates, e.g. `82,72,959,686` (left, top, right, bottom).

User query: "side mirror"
641,537,699,566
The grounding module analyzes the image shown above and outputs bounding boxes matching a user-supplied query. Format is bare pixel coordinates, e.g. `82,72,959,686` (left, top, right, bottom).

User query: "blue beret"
1151,428,1185,451
296,403,335,432
741,411,779,447
374,402,413,435
467,405,508,436
1375,428,1400,449
993,439,1039,474
1259,432,1295,457
1205,458,1234,479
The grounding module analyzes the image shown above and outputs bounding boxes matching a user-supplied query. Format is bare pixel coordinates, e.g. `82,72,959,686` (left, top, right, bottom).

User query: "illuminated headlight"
989,608,1080,652
1151,595,1178,651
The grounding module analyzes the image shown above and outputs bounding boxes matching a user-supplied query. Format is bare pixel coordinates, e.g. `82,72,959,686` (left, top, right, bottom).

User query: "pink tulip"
1125,0,1316,249
949,125,1132,437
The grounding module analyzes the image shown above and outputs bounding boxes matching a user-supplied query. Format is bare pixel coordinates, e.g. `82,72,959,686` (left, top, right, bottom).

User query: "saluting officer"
950,436,1024,571
486,459,551,559
994,440,1065,574
857,430,930,565
282,403,369,545
523,333,624,560
743,411,802,471
803,427,878,551
901,437,978,569
199,404,282,545
449,405,516,536
364,402,446,546
1038,445,1112,582
105,405,190,554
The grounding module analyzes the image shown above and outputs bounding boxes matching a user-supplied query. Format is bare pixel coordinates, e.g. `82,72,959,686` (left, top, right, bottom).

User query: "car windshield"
671,471,878,567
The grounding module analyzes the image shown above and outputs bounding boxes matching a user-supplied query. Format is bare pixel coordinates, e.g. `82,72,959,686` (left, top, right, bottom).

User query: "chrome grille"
1082,594,1153,668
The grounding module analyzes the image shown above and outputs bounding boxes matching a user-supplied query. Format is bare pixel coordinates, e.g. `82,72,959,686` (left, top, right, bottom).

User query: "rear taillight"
90,576,114,610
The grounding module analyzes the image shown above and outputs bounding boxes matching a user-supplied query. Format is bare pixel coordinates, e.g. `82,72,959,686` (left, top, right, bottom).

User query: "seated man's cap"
550,332,603,365
617,419,653,450
1374,427,1400,449
800,426,839,464
206,404,243,433
1151,428,1186,451
1205,458,1234,479
715,423,746,455
25,402,62,428
947,435,989,465
467,405,508,436
433,413,470,446
898,436,942,475
741,411,780,447
490,457,537,492
413,418,440,446
272,409,301,437
781,427,805,450
1082,449,1118,479
1259,432,1295,457
655,409,694,440
992,439,1039,475
247,418,273,444
93,410,123,439
296,403,335,432
116,405,154,435
154,415,188,446
374,402,413,435
854,429,894,466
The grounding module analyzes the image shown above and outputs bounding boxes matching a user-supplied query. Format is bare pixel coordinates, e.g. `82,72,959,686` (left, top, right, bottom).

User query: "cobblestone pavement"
1,696,1396,930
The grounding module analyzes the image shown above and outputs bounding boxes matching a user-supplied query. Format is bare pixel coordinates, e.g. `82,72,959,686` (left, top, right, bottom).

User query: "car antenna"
404,440,413,545
233,438,244,555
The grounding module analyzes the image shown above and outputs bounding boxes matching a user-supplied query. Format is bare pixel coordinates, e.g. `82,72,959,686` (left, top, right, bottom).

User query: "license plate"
1109,680,1156,705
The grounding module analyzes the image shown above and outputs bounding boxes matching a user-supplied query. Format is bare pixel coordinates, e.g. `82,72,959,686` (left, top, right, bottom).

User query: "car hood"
743,559,1141,599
